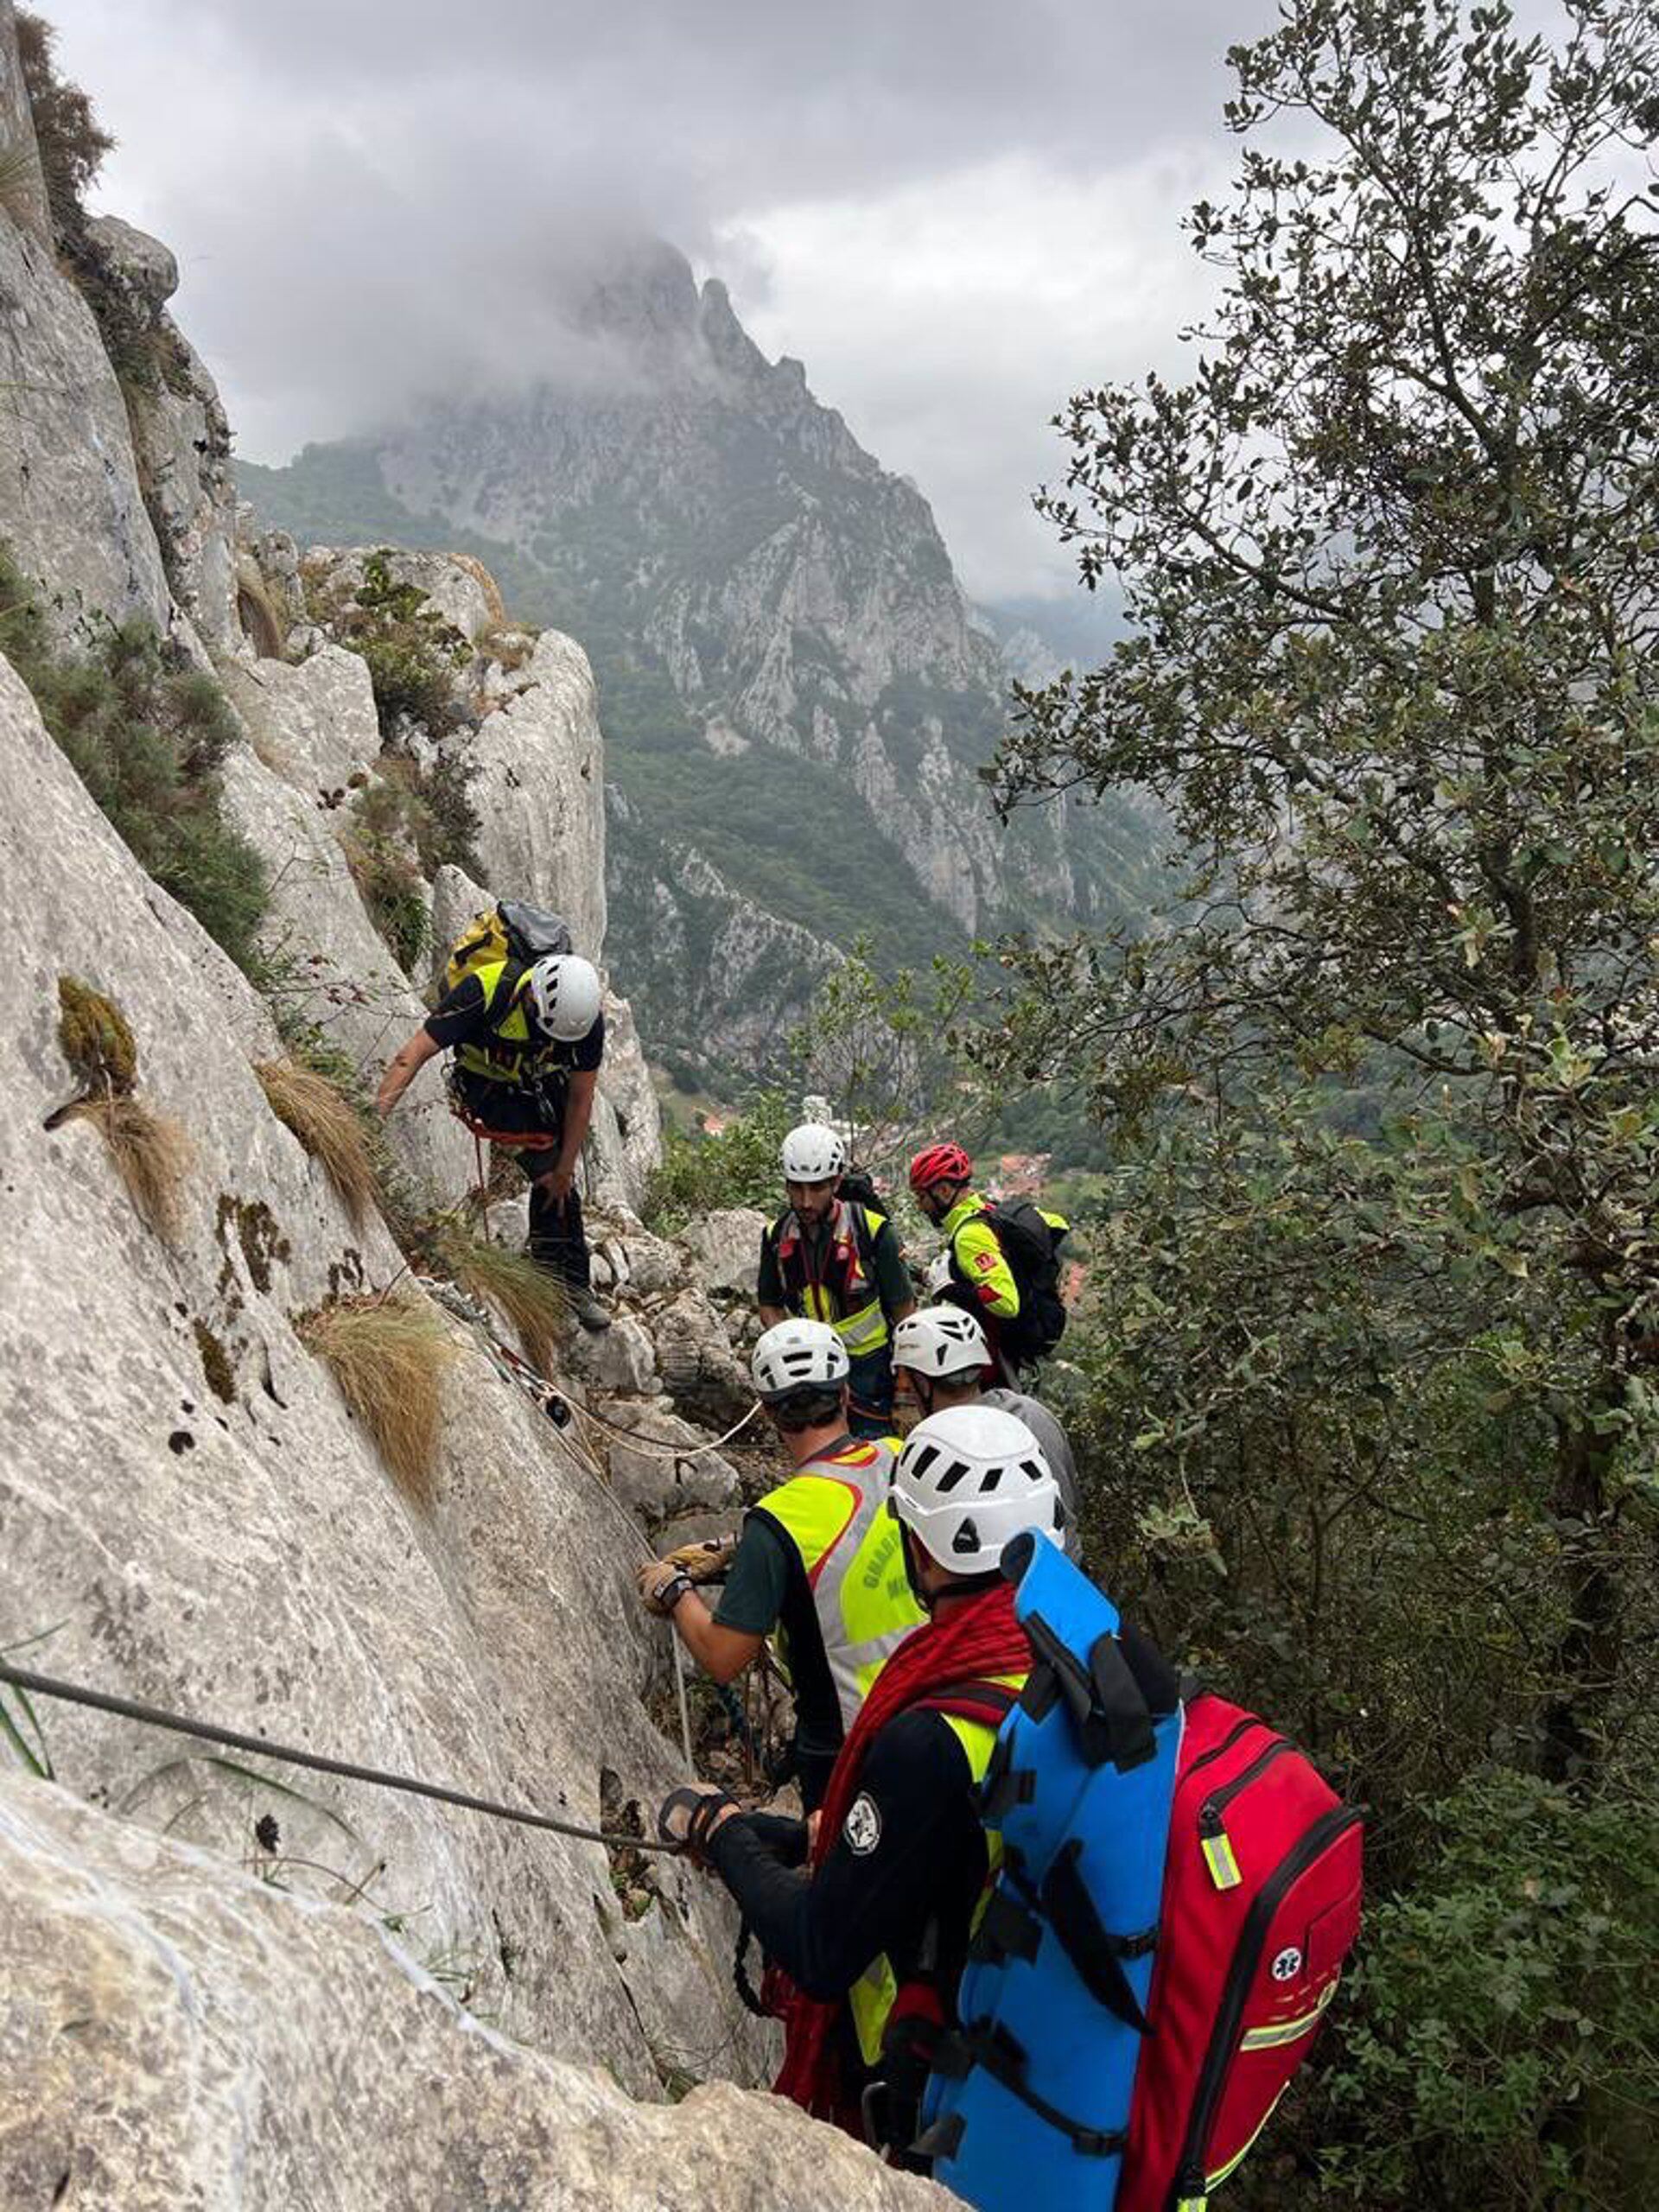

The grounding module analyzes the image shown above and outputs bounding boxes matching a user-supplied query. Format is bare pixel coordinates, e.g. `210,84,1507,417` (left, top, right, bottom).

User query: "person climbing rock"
758,1122,914,1437
890,1306,1082,1557
908,1141,1069,1378
657,1402,1062,2158
376,952,612,1332
636,1319,924,1811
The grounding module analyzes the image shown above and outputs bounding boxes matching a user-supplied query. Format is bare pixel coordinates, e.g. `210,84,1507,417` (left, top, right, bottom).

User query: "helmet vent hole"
933,1455,972,1494
952,1518,981,1556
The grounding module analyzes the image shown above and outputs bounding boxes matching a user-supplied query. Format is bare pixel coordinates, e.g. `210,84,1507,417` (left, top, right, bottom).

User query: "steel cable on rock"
0,1662,683,1854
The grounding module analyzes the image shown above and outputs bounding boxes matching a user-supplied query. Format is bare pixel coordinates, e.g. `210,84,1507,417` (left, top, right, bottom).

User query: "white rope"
568,1394,765,1464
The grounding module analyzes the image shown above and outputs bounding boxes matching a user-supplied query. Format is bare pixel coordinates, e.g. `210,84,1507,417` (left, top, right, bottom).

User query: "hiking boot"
567,1284,612,1333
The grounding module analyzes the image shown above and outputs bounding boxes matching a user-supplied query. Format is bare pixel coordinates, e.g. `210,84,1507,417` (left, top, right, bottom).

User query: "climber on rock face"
657,1403,1064,2161
757,1122,914,1439
375,952,612,1332
890,1306,1082,1558
635,1319,925,1812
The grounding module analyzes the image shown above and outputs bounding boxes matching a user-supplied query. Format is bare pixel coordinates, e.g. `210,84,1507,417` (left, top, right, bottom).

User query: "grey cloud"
52,0,1277,593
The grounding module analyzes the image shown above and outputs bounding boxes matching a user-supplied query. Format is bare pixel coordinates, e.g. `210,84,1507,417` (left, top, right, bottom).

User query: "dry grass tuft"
66,1094,193,1243
299,1294,457,1507
435,1226,566,1375
256,1058,379,1228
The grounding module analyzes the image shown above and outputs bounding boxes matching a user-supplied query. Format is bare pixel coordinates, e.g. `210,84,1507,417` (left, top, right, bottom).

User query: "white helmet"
892,1404,1062,1573
753,1318,849,1401
525,954,602,1042
781,1121,846,1184
924,1251,955,1298
892,1306,989,1379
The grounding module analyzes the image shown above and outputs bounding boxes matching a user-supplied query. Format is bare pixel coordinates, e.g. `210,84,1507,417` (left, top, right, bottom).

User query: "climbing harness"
0,1661,683,1855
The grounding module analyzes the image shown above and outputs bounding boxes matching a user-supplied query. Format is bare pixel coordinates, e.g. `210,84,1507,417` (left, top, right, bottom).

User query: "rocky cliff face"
241,239,1161,1085
0,18,943,2198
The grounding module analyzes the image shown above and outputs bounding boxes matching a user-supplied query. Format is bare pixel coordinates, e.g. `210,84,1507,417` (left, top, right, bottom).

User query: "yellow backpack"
435,899,572,1004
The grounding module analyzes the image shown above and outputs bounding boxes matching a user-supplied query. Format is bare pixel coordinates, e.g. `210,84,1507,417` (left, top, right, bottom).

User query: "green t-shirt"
713,1517,790,1636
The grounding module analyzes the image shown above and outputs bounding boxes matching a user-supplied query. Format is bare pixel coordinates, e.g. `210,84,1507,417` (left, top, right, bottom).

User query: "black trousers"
451,1071,592,1291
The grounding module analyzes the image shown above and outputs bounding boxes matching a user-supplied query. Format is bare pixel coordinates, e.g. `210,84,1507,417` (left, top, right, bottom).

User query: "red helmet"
909,1141,972,1195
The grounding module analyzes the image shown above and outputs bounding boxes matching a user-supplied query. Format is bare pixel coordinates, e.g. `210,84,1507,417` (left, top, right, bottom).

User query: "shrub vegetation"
1,551,268,969
50,976,191,1242
977,2,1659,2202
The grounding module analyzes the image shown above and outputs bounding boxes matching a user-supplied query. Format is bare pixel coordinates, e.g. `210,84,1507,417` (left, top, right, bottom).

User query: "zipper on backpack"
1196,1738,1290,1891
1172,1806,1363,2202
1180,1713,1266,1789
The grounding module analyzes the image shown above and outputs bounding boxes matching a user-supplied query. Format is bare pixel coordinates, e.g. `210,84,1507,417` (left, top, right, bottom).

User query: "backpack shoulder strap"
916,1678,1020,1733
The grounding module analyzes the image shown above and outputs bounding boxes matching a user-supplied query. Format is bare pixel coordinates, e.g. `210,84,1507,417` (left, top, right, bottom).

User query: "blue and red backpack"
918,1535,1363,2212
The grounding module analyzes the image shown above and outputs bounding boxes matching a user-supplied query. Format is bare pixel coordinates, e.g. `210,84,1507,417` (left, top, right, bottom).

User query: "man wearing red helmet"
908,1142,1069,1377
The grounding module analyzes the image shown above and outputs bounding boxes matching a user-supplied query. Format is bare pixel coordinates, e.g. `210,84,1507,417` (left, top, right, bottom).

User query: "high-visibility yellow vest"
846,1677,1026,2064
756,1437,924,1730
449,957,599,1090
772,1200,893,1362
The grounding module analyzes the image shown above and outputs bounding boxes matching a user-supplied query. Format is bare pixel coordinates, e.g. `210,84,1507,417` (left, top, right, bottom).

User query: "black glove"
657,1783,739,1865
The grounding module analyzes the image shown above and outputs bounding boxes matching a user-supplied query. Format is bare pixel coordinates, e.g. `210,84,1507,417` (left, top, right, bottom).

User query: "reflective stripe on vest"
758,1440,923,1732
452,959,554,1085
777,1202,893,1359
845,1676,1027,2066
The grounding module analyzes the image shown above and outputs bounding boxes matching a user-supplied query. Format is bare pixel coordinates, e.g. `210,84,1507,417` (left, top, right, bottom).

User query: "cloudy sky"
48,0,1276,603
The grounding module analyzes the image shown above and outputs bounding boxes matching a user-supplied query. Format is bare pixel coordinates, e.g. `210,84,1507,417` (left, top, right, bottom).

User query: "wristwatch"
658,1570,694,1613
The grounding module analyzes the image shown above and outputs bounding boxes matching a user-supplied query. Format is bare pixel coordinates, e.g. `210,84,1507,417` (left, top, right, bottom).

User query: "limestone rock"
652,1289,757,1429
220,642,382,797
83,210,179,304
219,744,474,1201
308,543,499,645
0,647,770,2094
606,1220,685,1299
563,1309,659,1395
82,217,239,651
0,71,172,640
0,1772,944,2211
428,858,493,970
468,626,607,957
0,12,48,243
592,988,664,1208
233,523,309,657
681,1207,770,1300
600,1404,741,1522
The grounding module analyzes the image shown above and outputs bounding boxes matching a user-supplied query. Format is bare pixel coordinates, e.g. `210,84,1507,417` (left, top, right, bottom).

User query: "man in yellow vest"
757,1122,914,1437
658,1403,1062,2153
376,952,610,1330
636,1318,924,1811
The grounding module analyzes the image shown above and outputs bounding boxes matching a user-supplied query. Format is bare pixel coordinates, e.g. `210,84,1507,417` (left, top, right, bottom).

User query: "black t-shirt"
424,974,605,1071
709,1707,989,2006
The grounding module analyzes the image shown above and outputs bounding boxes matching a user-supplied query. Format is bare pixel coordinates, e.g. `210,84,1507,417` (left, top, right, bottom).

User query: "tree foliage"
987,3,1659,2199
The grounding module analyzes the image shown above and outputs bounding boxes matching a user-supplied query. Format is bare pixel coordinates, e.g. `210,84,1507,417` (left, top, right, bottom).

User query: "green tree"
984,3,1659,2198
998,0,1658,1757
